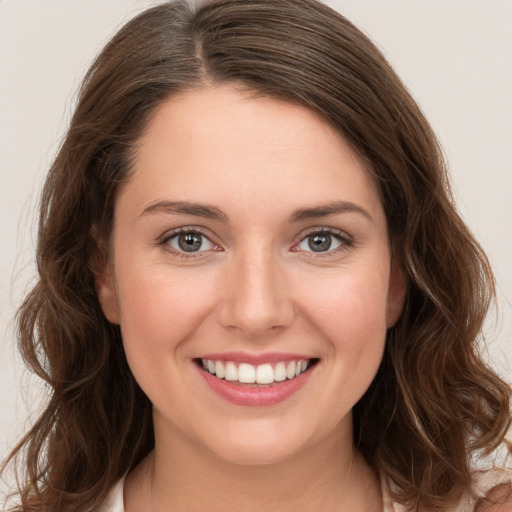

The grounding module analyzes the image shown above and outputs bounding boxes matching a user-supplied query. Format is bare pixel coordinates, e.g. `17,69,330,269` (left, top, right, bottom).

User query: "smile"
200,359,312,386
196,356,318,406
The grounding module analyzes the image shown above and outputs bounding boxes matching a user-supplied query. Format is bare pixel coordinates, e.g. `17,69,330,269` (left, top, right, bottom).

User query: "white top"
98,467,512,512
99,478,125,512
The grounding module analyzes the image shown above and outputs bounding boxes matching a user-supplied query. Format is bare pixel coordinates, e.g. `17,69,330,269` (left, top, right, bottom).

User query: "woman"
2,0,511,510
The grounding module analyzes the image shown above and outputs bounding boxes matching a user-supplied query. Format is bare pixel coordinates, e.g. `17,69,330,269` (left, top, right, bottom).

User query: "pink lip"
197,351,312,365
197,362,315,407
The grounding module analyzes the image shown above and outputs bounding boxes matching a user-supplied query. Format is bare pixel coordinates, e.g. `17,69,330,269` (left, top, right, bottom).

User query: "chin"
211,440,302,467
202,419,319,467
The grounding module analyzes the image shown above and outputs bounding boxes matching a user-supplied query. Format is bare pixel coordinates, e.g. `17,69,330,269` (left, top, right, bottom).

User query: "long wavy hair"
3,0,510,510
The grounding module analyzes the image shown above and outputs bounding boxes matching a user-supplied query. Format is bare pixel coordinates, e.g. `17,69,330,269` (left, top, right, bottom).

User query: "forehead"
123,84,384,224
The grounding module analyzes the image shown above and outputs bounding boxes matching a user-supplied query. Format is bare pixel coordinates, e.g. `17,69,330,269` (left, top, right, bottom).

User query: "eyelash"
158,227,355,258
292,228,355,257
158,227,219,258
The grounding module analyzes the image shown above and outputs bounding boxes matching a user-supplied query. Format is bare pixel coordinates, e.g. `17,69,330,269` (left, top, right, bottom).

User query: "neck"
125,418,382,512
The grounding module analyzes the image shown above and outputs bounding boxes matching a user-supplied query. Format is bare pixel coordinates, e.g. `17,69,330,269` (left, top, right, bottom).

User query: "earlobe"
386,258,407,328
92,235,120,325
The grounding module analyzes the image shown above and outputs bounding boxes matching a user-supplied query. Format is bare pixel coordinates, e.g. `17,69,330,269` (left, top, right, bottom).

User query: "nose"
217,248,294,338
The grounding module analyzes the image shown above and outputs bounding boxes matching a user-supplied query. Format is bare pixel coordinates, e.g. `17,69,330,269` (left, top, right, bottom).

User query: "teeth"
225,361,238,381
256,363,274,384
200,358,311,385
238,363,256,384
286,361,296,380
274,362,287,382
215,360,225,379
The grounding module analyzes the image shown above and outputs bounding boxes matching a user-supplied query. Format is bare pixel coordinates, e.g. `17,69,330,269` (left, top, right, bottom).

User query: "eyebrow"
140,199,373,224
140,200,228,222
288,201,373,223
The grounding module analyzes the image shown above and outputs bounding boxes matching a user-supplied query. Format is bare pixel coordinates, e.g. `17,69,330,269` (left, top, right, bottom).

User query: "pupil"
308,234,331,252
178,233,202,252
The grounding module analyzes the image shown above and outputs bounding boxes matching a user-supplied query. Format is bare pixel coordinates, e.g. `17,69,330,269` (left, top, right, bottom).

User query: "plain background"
1,0,511,481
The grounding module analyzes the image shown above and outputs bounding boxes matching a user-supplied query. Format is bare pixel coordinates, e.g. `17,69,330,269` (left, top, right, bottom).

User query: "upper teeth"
201,359,310,385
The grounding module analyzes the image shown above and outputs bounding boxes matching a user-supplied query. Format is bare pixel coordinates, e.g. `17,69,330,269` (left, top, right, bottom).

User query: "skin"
475,484,512,512
96,84,406,511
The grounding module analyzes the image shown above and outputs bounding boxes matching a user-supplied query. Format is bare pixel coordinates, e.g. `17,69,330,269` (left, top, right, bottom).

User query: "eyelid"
291,226,355,255
158,226,222,256
156,225,354,258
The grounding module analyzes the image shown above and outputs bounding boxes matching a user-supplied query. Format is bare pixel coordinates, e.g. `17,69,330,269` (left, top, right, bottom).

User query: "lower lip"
198,365,314,407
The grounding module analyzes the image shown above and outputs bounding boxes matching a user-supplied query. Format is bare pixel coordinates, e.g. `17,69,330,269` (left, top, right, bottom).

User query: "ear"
386,257,407,328
92,233,120,325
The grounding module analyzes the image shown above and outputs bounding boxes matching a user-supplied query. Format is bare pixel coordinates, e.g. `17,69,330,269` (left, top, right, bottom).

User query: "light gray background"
1,0,511,479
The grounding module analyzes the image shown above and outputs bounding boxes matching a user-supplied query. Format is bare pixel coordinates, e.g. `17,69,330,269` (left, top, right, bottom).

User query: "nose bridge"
219,242,293,336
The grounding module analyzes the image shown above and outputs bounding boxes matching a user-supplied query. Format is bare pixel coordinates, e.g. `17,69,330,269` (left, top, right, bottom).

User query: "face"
97,85,405,466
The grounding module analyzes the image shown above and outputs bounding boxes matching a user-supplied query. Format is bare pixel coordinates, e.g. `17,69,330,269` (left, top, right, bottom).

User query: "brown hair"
3,0,510,510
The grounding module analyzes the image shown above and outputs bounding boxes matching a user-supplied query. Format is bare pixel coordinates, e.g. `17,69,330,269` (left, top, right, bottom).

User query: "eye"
295,230,349,254
165,230,216,253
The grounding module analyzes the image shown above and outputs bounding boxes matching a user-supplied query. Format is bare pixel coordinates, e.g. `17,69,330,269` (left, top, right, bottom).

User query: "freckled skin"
96,85,405,510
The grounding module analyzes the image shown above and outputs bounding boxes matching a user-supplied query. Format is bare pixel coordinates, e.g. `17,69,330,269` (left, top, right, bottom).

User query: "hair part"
2,1,510,510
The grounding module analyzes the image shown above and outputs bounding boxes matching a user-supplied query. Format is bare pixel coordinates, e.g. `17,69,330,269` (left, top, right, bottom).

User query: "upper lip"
196,352,315,365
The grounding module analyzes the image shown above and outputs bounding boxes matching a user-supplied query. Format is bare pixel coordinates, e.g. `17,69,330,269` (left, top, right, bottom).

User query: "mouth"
195,357,319,387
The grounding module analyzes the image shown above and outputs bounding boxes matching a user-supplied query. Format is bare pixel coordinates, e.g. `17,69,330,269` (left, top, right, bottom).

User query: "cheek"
288,264,390,430
297,264,389,377
114,264,217,368
303,266,389,339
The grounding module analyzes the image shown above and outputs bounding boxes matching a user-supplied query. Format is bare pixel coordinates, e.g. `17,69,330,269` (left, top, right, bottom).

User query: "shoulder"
382,467,512,512
472,468,512,512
